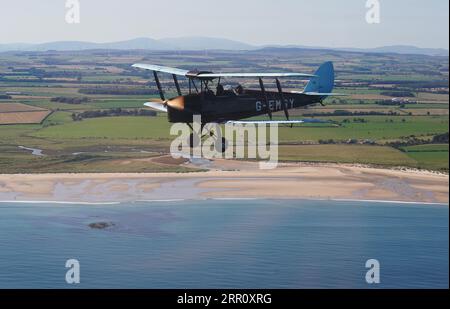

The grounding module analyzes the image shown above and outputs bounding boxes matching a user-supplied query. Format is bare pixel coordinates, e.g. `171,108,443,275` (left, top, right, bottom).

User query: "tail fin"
304,61,335,95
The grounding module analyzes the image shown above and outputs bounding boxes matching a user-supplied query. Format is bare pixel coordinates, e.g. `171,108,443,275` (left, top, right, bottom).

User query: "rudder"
304,61,334,94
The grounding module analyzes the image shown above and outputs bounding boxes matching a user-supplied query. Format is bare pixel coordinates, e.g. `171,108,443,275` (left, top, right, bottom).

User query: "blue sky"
0,0,448,48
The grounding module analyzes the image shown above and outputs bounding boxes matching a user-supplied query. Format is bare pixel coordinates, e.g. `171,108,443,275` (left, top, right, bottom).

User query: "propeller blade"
144,101,167,113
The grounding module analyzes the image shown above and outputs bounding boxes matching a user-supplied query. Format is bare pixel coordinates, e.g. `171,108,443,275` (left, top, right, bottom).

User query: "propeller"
144,97,189,113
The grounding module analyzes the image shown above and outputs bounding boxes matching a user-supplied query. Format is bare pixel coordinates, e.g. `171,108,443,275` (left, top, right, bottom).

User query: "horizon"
0,0,448,49
1,36,449,51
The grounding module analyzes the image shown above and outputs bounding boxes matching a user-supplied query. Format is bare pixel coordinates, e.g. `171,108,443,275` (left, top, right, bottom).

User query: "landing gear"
187,126,228,153
206,128,228,153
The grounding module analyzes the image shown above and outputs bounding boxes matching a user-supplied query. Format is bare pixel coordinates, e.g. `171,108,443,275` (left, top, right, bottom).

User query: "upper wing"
132,63,316,79
132,63,189,76
197,72,316,78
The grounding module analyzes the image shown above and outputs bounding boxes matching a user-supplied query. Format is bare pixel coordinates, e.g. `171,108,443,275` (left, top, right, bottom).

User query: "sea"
0,199,448,289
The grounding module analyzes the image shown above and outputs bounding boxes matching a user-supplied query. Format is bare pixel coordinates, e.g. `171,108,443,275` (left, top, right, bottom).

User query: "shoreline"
0,161,448,204
0,198,447,206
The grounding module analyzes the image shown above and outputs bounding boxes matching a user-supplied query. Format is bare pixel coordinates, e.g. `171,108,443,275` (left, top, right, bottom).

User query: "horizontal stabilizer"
144,102,167,113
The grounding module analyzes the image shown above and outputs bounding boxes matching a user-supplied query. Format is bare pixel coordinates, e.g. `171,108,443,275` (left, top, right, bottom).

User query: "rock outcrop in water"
88,222,115,229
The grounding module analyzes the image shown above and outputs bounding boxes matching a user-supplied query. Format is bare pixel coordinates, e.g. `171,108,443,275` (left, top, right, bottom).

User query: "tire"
216,137,228,153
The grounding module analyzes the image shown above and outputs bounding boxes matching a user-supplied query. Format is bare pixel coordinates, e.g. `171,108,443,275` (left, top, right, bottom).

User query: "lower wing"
227,119,330,125
290,91,348,97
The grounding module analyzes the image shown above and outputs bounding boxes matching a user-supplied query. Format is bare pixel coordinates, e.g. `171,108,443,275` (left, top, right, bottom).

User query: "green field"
0,111,446,172
278,143,449,170
34,115,172,140
28,113,449,144
269,115,448,143
401,144,449,171
278,144,417,166
0,111,447,172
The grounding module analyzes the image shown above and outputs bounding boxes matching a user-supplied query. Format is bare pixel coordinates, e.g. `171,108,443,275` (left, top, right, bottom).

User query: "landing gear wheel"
216,137,228,153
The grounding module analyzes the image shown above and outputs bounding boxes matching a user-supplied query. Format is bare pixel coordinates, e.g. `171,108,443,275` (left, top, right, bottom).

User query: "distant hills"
261,44,449,57
0,37,447,56
340,45,449,57
159,37,255,51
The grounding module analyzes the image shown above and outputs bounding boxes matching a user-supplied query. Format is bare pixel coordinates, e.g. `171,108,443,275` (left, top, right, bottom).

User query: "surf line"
0,200,120,205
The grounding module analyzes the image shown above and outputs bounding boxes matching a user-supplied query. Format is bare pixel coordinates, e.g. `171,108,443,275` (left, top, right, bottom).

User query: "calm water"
0,200,448,289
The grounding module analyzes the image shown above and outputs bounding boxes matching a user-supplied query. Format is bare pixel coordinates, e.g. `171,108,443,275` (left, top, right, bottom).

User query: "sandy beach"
0,159,448,204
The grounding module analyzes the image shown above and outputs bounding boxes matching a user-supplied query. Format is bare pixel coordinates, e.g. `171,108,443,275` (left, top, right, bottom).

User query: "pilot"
216,84,224,96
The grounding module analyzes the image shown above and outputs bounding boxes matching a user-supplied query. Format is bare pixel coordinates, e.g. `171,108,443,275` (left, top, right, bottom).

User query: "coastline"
0,198,447,206
0,161,448,204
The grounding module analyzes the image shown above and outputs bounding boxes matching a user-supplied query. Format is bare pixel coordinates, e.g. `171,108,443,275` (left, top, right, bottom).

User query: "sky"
0,0,448,49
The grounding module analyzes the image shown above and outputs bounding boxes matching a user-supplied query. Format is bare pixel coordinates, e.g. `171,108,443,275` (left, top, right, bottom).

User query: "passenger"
223,85,236,96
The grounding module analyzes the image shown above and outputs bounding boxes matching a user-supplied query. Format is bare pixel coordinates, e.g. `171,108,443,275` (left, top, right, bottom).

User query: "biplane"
132,61,343,148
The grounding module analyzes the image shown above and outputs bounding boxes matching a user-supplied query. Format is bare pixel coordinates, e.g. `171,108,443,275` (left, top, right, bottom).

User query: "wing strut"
259,78,272,120
276,78,290,121
172,74,182,96
153,71,165,101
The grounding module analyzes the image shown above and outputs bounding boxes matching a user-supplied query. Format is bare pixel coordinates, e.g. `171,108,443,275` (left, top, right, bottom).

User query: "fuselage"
165,89,321,124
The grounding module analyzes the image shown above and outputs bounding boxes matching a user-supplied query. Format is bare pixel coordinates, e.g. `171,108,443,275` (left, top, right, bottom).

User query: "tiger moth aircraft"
132,61,344,150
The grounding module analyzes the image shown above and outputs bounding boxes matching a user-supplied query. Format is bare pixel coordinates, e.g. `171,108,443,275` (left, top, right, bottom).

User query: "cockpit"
189,76,245,99
216,84,244,97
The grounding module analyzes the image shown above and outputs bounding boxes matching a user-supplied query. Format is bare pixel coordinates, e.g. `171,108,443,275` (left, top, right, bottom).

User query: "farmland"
401,144,449,170
0,102,51,124
0,48,448,172
278,145,417,166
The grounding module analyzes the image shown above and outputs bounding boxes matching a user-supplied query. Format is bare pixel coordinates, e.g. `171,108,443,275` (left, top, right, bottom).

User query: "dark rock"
88,222,115,229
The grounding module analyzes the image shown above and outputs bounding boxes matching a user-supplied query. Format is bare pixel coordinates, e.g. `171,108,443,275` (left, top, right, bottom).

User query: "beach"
0,160,448,204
